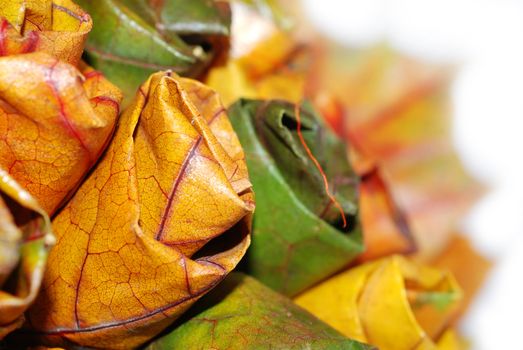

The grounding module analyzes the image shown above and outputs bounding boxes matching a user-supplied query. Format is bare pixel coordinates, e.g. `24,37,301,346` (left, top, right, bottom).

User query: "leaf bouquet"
0,1,489,349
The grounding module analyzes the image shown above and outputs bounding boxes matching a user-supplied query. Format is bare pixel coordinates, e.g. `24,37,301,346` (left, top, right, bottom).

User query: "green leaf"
146,273,375,350
228,99,363,296
77,0,231,103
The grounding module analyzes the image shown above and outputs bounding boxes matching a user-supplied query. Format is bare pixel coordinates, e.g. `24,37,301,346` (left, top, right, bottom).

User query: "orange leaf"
0,52,121,215
358,171,416,260
432,234,492,320
312,45,483,260
0,0,92,66
27,71,254,349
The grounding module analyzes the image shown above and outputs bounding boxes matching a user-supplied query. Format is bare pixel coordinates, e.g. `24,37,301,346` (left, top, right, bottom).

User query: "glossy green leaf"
77,0,231,103
146,273,375,350
228,99,362,296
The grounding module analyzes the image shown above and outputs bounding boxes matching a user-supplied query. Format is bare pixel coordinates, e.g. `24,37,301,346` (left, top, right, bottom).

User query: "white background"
302,0,523,348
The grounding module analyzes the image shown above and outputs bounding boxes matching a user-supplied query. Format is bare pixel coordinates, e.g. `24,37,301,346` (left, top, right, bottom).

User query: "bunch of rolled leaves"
0,1,490,349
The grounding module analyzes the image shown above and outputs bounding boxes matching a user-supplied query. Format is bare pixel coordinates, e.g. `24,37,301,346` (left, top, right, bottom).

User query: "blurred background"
300,0,523,348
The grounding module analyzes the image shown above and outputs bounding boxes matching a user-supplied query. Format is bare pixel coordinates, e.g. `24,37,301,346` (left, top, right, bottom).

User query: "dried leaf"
0,169,54,339
0,0,92,66
295,255,463,350
0,52,122,215
228,99,361,296
78,0,231,103
27,71,253,349
146,273,375,350
312,45,484,260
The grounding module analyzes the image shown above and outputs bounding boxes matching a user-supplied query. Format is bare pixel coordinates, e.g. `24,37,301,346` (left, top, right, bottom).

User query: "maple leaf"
27,71,254,349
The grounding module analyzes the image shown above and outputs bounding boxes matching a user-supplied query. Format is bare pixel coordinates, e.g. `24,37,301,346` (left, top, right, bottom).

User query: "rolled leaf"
0,52,122,215
228,99,361,296
0,0,92,66
146,273,375,350
77,0,231,102
295,255,463,350
0,170,54,339
27,71,254,349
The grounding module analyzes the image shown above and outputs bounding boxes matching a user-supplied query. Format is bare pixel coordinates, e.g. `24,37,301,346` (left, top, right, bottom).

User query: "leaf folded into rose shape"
228,99,361,296
0,52,122,215
295,255,464,350
77,0,231,103
0,169,54,339
27,71,254,349
146,273,375,350
0,0,92,66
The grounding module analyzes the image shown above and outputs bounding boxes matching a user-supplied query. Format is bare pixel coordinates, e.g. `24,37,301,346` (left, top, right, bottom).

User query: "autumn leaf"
206,3,303,106
358,170,416,260
206,60,258,106
146,273,375,350
311,44,484,260
77,0,231,103
27,71,254,349
0,0,92,66
437,329,468,350
295,255,463,350
228,99,361,296
432,234,491,320
0,52,121,215
0,169,54,339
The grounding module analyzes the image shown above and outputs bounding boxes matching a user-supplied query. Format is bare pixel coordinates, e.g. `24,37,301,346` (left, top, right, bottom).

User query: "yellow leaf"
206,4,302,106
28,71,254,349
437,329,468,350
295,255,462,350
0,0,92,66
